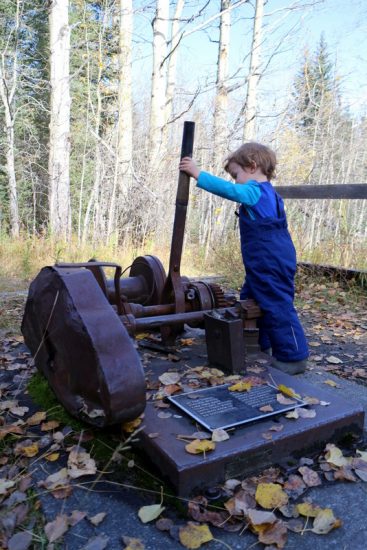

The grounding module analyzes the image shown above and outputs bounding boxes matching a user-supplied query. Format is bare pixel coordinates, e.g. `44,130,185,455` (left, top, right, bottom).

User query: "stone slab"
138,366,364,496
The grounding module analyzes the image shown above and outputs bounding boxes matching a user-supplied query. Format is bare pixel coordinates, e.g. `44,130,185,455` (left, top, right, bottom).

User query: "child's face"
227,161,254,184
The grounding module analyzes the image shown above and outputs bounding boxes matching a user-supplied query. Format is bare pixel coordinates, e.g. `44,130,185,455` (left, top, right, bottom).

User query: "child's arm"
179,158,260,206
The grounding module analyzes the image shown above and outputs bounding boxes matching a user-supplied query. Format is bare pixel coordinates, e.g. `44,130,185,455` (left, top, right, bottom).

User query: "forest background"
0,0,366,288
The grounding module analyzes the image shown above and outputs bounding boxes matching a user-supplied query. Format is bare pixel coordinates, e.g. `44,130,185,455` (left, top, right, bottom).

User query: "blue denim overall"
239,183,309,362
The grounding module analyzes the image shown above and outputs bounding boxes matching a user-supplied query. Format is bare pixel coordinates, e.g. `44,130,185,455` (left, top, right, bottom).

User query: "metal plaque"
168,384,307,431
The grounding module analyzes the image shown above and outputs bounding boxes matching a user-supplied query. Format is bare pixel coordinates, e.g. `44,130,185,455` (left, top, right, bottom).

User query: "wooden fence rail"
274,183,367,200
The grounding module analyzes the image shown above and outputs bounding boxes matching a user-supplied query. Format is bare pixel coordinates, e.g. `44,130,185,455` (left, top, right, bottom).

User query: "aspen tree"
0,0,22,236
48,0,71,239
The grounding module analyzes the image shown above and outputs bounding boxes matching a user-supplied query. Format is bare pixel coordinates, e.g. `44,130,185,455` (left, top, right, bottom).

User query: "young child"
179,142,308,375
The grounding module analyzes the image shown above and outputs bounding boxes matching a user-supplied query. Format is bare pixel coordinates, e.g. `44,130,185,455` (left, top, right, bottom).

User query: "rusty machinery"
21,122,261,427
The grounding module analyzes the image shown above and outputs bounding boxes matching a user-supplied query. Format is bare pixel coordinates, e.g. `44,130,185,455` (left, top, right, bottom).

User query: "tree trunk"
0,0,21,237
48,0,71,240
162,0,184,152
243,0,264,141
213,0,230,163
149,0,169,166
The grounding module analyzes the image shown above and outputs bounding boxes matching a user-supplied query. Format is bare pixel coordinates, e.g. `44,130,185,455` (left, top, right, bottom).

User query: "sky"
133,0,367,120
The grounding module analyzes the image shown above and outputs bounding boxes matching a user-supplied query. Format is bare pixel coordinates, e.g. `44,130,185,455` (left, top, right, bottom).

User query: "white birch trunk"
117,0,133,189
213,0,230,162
0,0,21,237
149,0,169,166
49,0,71,240
243,0,264,142
162,0,184,152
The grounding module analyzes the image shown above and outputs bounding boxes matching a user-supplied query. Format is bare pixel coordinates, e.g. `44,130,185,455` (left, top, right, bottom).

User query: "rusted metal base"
138,366,364,496
21,266,146,427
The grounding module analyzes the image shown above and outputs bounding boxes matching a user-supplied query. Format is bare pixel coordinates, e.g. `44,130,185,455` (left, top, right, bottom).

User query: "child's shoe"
272,358,307,375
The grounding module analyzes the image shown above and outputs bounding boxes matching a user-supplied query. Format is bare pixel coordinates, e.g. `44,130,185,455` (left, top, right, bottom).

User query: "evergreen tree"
293,35,334,129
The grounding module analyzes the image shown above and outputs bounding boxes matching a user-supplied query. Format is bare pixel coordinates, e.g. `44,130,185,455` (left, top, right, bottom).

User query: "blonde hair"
224,142,276,180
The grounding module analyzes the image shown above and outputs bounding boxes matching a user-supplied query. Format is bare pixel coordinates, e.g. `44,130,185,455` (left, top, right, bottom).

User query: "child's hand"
179,157,200,180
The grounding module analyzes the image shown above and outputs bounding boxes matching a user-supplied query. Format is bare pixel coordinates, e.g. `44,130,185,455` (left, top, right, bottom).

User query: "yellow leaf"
138,504,165,523
296,502,322,517
185,439,215,455
324,379,339,388
135,333,151,340
229,381,253,392
122,417,142,433
180,338,195,346
277,384,300,399
312,508,342,534
179,522,213,549
255,483,288,509
21,443,39,457
325,444,351,467
45,452,60,462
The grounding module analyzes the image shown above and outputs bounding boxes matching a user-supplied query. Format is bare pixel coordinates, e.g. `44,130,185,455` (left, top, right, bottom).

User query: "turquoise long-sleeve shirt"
197,171,277,220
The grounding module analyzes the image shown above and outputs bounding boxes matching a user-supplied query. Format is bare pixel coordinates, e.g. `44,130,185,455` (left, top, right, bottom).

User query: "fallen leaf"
259,405,274,412
276,394,296,405
311,508,342,534
255,483,288,509
269,424,284,432
138,504,165,523
88,512,106,526
67,447,97,479
303,396,320,405
157,411,172,419
179,522,213,549
247,508,277,526
122,417,142,433
40,468,69,491
122,536,145,550
326,356,343,364
277,384,300,399
283,475,306,499
7,531,33,550
45,452,60,462
258,519,288,548
354,469,367,481
68,510,87,526
45,514,69,543
228,381,252,392
180,338,195,346
0,478,15,495
26,411,47,426
211,428,229,442
323,379,339,388
296,502,322,517
297,408,316,418
356,449,367,462
0,424,24,439
185,439,215,455
41,420,60,431
15,441,39,458
298,466,322,487
334,466,357,482
325,444,351,467
10,406,29,417
285,409,299,419
159,372,181,385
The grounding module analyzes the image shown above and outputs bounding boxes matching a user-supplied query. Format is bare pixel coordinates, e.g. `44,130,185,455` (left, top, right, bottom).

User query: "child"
179,142,308,375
